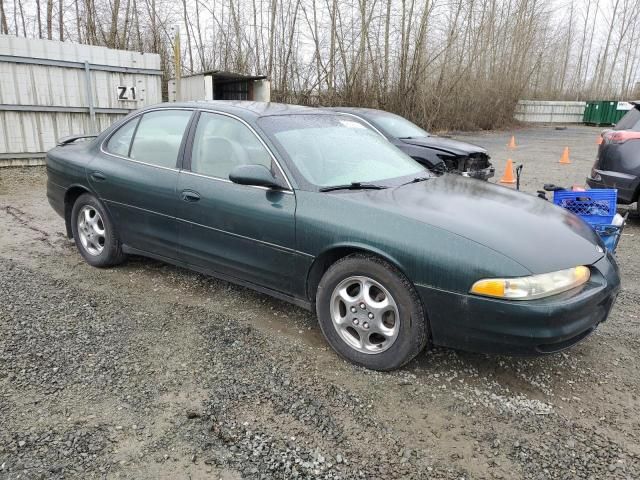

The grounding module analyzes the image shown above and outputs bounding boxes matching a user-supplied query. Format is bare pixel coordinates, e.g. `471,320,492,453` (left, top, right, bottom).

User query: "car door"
88,109,194,259
176,111,298,294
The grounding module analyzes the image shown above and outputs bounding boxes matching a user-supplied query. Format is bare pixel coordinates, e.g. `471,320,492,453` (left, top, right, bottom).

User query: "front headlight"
470,266,590,300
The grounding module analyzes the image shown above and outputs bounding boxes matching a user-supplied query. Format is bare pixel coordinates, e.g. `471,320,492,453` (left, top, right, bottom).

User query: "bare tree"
59,0,63,39
1,0,638,129
17,0,26,35
46,0,53,39
0,0,8,34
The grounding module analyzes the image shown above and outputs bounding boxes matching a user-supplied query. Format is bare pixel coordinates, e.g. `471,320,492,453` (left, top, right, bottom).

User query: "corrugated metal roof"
171,70,267,82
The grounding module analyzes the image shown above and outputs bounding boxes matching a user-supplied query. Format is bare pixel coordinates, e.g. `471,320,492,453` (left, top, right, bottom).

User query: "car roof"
144,100,332,121
324,106,393,117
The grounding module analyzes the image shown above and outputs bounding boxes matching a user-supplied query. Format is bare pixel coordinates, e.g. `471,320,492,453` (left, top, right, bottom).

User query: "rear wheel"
316,254,429,371
70,193,125,267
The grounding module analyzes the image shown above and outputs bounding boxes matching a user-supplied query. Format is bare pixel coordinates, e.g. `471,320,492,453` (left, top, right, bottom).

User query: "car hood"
344,175,604,274
400,136,487,156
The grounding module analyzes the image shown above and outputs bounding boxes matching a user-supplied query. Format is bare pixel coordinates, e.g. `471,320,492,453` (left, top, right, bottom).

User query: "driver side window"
190,112,274,179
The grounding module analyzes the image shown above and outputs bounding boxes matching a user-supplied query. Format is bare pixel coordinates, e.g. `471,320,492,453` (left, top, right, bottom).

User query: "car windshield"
368,112,430,138
614,105,640,131
258,114,426,188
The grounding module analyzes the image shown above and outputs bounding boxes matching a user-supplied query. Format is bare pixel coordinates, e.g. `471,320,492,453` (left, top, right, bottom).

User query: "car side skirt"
121,245,313,311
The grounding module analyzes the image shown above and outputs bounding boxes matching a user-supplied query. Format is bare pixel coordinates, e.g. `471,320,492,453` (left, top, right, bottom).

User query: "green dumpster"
610,102,632,125
583,100,630,126
583,102,596,124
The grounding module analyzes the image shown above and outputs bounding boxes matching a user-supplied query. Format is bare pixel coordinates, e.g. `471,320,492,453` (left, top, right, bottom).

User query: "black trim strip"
125,116,142,158
182,111,201,171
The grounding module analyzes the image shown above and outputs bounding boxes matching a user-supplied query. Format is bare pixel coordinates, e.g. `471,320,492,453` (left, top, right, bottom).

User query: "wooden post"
174,29,181,102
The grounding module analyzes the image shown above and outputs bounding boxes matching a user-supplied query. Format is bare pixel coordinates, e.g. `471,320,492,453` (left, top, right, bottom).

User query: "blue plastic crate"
553,189,617,225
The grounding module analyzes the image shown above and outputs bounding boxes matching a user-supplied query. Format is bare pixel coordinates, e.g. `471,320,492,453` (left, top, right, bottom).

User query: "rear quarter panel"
599,141,640,175
46,142,95,217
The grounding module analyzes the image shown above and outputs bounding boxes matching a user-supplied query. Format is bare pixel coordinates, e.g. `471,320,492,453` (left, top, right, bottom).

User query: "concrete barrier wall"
514,100,586,123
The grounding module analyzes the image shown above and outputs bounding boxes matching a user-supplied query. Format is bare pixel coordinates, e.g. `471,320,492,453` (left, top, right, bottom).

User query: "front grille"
438,153,491,175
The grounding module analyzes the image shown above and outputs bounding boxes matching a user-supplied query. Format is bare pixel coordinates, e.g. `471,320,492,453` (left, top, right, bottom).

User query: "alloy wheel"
77,205,106,256
329,275,400,354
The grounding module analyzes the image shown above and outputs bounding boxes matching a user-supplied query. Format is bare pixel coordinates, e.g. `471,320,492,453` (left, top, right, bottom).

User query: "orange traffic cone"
499,159,516,184
559,147,571,164
507,136,517,149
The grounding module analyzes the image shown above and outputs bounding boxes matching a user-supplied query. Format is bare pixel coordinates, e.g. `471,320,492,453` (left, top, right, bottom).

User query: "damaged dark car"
47,101,619,371
587,101,640,213
325,107,495,180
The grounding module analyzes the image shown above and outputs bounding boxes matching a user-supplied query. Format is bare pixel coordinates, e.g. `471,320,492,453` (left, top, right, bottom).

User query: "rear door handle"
181,190,201,202
90,171,106,182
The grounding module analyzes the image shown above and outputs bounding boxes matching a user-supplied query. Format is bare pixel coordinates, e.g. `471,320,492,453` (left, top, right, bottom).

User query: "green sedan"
46,101,620,370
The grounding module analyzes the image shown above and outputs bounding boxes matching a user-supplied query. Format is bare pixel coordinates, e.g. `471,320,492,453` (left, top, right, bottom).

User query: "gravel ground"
1,124,639,479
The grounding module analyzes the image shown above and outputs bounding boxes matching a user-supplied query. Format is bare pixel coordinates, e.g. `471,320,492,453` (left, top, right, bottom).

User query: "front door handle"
90,171,106,182
181,190,201,202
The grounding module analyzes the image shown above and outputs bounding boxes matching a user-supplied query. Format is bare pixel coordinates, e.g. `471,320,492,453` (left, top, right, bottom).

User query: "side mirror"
229,164,287,190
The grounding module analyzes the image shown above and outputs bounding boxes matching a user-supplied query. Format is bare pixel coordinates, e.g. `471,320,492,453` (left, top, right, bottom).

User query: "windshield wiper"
400,176,430,186
319,182,388,192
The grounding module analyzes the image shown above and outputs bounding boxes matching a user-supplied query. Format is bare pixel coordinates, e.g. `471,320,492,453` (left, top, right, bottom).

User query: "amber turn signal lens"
469,279,505,298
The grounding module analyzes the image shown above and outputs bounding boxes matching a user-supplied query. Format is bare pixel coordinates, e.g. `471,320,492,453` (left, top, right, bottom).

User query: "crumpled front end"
428,146,494,180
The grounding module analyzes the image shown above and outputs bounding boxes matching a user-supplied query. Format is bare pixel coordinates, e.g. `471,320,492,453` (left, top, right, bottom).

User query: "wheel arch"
305,243,410,304
63,185,92,238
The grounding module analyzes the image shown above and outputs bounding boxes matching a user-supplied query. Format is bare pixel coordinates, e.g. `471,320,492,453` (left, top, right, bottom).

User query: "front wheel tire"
70,193,125,268
316,254,429,371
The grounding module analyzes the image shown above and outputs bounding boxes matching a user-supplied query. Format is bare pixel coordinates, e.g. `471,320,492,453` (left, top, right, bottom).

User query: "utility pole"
174,29,181,102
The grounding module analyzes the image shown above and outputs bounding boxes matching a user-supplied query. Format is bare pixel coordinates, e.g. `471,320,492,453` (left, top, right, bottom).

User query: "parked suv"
587,101,640,212
325,107,494,180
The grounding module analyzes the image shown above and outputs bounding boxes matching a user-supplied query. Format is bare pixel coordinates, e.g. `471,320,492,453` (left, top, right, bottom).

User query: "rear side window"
106,117,139,157
129,110,192,168
615,106,640,131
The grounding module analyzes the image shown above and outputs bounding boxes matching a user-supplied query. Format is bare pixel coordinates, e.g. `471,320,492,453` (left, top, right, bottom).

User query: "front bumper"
462,165,495,181
417,254,620,355
587,170,639,204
